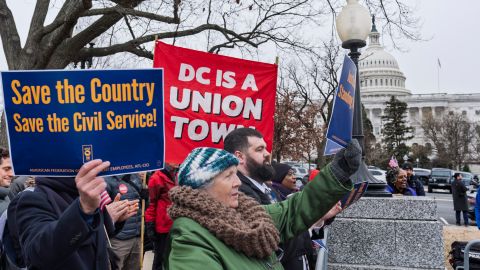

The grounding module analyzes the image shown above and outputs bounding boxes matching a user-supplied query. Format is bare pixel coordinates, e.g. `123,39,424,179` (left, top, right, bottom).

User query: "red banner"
153,41,277,164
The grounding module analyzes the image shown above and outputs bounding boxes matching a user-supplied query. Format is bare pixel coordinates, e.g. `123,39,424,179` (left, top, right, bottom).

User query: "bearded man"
224,128,276,205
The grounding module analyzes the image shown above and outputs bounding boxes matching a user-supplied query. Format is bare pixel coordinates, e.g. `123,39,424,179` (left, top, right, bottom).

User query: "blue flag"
0,69,165,176
324,55,357,155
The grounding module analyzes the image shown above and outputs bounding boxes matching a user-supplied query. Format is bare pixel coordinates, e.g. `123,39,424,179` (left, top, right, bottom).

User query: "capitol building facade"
359,23,480,151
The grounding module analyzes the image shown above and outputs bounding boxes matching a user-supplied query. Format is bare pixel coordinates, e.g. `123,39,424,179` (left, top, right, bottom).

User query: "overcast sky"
0,0,478,101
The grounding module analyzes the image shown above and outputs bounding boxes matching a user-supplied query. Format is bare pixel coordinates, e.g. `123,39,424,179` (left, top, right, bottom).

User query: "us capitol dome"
359,19,410,97
359,18,480,169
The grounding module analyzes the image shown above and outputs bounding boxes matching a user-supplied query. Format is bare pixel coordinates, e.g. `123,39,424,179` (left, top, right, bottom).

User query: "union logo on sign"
82,145,93,163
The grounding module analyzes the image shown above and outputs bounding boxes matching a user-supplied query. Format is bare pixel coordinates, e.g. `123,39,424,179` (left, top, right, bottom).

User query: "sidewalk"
443,225,480,270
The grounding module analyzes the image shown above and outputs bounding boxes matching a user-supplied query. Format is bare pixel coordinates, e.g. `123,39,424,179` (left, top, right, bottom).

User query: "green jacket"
166,165,352,270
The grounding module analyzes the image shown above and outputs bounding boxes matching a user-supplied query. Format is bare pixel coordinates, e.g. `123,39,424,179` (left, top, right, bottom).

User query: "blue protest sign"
324,55,357,156
0,69,165,176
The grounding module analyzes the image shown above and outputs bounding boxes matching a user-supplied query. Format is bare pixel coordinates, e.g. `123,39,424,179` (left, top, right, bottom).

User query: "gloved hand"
330,139,362,183
146,222,157,241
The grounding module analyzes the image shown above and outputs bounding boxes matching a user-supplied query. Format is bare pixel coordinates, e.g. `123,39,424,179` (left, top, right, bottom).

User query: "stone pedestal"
328,196,444,270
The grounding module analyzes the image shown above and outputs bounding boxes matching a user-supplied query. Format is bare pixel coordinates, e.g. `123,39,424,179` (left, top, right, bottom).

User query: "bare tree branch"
0,0,22,69
82,6,179,24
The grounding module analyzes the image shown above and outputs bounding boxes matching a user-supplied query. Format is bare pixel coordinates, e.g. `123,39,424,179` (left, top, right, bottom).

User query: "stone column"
328,197,444,270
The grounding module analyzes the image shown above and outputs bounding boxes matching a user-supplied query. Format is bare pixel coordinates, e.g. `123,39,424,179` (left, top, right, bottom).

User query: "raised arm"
265,140,361,243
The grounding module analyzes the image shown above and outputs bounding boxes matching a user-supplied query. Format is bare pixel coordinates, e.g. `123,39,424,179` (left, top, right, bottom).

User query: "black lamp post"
336,0,391,197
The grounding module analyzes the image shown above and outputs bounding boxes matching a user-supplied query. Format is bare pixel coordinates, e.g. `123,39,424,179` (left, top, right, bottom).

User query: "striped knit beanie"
178,147,239,189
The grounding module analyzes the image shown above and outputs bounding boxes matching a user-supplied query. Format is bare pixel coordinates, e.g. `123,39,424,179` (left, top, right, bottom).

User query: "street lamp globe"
336,0,372,49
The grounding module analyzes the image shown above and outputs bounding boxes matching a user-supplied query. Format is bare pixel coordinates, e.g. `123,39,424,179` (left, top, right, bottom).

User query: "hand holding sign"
75,159,110,214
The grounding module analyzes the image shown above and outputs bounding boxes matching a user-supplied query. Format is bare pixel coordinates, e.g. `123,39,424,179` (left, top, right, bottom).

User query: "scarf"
271,182,294,201
168,186,280,258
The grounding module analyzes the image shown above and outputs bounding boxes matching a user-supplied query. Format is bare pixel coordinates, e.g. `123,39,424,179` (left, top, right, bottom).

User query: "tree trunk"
316,138,326,169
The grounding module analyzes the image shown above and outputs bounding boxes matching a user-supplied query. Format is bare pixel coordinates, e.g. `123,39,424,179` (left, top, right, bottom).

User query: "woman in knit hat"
271,163,297,201
270,162,316,270
165,141,362,270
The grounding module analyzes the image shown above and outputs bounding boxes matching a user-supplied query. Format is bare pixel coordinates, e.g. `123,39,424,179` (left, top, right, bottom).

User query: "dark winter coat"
452,179,468,211
271,182,292,202
407,175,425,196
13,177,120,270
105,174,143,240
237,172,272,205
270,183,315,270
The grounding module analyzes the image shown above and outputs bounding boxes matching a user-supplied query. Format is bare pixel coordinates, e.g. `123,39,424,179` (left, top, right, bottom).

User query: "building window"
390,79,392,85
462,111,467,115
475,110,480,115
375,79,378,86
380,79,383,85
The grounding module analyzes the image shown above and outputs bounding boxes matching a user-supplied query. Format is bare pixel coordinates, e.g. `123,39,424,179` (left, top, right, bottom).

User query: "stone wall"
328,196,444,269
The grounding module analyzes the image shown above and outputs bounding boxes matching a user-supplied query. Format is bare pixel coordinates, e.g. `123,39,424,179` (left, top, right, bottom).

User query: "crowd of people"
1,126,471,270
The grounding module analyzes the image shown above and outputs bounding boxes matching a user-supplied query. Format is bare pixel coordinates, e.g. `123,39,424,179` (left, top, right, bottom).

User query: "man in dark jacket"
452,173,469,226
224,128,275,205
402,162,425,196
105,173,144,270
224,128,312,270
13,159,135,270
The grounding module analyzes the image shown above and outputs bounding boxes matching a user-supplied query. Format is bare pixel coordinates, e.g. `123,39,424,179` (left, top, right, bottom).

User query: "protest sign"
0,69,165,176
324,55,357,155
153,41,277,164
340,181,369,209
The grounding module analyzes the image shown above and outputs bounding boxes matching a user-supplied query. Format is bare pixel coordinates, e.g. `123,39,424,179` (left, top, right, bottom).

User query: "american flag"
99,190,112,211
388,156,398,169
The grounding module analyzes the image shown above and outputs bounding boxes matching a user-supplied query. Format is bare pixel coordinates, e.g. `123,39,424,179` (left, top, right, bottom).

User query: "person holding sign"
165,140,361,269
12,159,137,270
